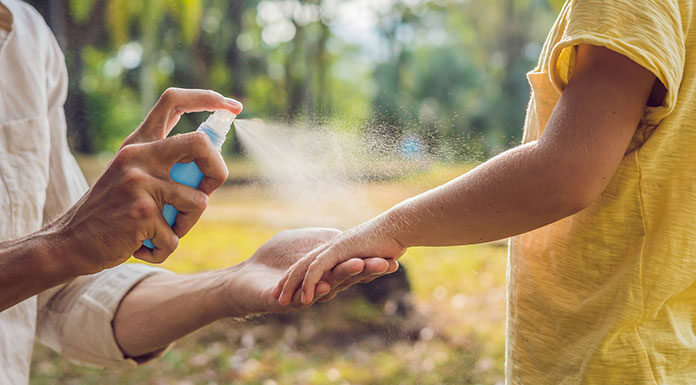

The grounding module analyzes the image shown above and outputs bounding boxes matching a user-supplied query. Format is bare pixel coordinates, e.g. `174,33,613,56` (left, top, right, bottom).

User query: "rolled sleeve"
36,263,173,369
548,0,685,125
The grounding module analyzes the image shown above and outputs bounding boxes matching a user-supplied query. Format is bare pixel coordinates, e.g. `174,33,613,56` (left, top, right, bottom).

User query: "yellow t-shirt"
508,0,695,383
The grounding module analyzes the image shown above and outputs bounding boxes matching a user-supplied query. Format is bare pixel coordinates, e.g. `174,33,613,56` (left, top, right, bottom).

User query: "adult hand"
222,228,399,317
51,88,242,275
273,214,406,306
111,227,397,357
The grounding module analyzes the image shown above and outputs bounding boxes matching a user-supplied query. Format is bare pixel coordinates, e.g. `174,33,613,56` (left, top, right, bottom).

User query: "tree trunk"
314,22,330,119
139,2,161,115
27,0,107,154
225,0,245,96
285,19,306,121
498,0,530,142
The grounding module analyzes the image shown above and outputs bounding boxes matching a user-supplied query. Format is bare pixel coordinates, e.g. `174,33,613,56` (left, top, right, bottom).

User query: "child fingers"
271,279,284,299
273,259,301,300
301,253,341,304
314,259,364,299
273,267,297,300
277,243,331,304
288,281,330,308
278,257,313,305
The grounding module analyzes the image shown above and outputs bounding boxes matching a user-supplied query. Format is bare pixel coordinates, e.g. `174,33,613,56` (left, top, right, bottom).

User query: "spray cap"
204,110,236,137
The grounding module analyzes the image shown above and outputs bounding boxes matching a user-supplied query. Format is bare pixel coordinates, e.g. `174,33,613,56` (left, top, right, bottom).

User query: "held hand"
223,228,399,317
52,88,242,275
273,215,406,306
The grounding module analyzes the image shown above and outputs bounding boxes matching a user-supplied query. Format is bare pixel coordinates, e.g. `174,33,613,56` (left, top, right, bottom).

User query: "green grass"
30,158,507,385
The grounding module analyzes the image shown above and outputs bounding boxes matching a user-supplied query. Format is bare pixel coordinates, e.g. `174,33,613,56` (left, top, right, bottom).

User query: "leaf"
106,0,129,45
140,0,166,29
69,0,98,24
166,0,203,45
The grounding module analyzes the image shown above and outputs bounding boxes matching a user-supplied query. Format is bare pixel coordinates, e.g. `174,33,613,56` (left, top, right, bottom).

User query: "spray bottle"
143,109,236,249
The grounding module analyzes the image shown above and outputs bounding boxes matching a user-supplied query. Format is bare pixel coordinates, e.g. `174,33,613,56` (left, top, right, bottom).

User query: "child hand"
272,217,406,305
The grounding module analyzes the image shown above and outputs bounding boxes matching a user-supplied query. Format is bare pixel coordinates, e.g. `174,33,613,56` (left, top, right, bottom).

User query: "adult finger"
149,132,229,195
158,180,209,237
317,292,339,303
133,88,243,144
359,258,399,283
331,258,366,283
316,281,331,299
325,258,388,295
363,257,390,274
133,211,179,264
317,259,399,303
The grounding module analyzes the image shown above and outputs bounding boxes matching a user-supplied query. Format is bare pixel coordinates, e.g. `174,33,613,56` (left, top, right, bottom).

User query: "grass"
30,157,507,385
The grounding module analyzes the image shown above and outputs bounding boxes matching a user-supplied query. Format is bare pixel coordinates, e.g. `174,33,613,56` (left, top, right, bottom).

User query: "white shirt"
0,2,166,384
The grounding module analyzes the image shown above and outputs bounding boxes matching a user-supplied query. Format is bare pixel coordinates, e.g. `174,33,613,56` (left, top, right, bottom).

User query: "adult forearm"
0,228,76,312
112,267,238,358
385,140,587,247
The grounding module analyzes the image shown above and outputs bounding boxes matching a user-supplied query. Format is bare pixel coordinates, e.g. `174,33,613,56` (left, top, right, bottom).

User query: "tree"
27,0,561,155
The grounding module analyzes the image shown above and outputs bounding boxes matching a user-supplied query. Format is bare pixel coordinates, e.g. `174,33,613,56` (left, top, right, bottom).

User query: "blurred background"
25,0,562,384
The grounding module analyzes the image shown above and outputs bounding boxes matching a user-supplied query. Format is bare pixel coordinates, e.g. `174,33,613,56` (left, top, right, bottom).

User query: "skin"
0,87,396,359
0,88,238,312
113,228,398,358
274,44,661,305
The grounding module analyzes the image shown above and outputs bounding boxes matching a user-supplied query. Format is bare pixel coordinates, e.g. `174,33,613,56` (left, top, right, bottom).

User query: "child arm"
275,44,659,305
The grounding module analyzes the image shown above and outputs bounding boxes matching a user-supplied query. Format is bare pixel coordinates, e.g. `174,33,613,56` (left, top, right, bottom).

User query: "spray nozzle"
204,110,237,137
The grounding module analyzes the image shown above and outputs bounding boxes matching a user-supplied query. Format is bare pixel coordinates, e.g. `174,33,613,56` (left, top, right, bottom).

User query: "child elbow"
555,181,602,216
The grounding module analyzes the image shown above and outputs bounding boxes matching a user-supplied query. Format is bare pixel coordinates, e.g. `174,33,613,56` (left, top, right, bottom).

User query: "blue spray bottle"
143,109,236,249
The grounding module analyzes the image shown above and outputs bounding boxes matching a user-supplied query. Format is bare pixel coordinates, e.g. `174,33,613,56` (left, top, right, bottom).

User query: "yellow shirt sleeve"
548,0,686,124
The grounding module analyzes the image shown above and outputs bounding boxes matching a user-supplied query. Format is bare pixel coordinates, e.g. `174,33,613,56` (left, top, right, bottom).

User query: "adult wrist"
202,268,241,320
44,218,95,277
217,262,264,319
5,226,79,294
0,229,77,311
36,225,83,281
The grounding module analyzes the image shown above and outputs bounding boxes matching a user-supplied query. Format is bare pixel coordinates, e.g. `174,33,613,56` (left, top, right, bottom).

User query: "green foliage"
80,46,143,152
106,0,143,46
165,0,203,44
30,160,509,385
105,0,200,52
36,0,560,157
69,0,98,23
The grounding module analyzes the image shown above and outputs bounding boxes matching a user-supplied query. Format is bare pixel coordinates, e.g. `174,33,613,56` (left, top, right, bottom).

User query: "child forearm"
383,140,588,248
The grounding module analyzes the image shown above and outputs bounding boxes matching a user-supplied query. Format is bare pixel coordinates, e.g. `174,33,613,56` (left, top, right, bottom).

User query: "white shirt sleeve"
40,27,89,224
34,21,174,369
36,264,174,368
